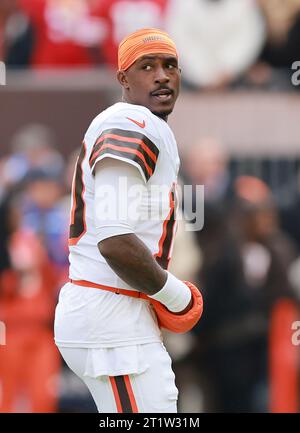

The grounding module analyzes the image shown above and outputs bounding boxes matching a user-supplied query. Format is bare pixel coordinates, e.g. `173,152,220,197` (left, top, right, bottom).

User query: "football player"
54,28,202,413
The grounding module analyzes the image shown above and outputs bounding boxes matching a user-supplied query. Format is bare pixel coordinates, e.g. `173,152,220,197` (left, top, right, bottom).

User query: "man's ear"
117,70,130,89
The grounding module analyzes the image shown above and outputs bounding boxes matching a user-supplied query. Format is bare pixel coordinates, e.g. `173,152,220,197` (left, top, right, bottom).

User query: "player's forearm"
99,233,192,313
98,233,167,296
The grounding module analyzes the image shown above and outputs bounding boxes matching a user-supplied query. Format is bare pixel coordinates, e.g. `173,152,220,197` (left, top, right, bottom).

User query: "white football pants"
58,342,178,413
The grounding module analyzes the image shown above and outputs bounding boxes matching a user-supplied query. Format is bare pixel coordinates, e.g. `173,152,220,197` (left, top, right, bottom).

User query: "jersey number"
69,143,87,246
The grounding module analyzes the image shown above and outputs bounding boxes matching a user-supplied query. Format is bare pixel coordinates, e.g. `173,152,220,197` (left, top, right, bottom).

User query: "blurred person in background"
280,169,300,256
247,0,300,89
21,169,69,288
182,137,237,411
230,177,299,411
0,192,61,412
0,0,33,67
233,177,297,317
183,136,232,202
0,124,69,285
182,136,233,247
203,176,297,411
183,137,298,411
0,123,64,196
165,0,266,89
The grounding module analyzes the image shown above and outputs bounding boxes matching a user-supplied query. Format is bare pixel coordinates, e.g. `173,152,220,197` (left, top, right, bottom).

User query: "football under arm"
94,159,192,314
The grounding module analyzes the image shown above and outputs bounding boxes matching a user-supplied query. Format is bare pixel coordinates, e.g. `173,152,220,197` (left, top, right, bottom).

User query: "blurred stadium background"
0,0,300,413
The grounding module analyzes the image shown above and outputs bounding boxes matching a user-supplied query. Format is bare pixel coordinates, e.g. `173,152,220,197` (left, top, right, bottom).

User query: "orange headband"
118,28,178,71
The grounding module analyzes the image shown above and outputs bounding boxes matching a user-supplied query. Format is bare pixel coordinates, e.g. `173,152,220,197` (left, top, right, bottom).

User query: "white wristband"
149,271,192,313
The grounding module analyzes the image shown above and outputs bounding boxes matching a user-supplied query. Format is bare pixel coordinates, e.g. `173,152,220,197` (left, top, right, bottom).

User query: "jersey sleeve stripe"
90,139,156,173
91,143,153,179
96,132,158,163
89,129,159,180
100,128,159,158
89,128,159,177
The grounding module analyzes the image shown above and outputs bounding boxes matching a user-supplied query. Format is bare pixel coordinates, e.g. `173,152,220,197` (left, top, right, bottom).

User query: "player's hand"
149,280,203,333
170,297,193,315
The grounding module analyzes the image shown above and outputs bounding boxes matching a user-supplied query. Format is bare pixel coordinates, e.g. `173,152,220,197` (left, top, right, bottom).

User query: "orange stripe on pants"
124,375,138,413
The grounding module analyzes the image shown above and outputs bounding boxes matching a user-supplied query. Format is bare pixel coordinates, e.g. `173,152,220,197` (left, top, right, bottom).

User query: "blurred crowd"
1,0,300,90
168,138,300,412
0,124,74,412
0,122,299,412
0,0,300,414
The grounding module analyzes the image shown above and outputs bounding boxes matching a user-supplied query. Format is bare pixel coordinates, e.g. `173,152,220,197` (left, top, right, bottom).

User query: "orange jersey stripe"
96,133,157,163
90,143,153,177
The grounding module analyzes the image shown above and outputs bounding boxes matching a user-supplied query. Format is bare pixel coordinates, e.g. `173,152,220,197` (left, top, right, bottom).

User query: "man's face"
118,53,181,120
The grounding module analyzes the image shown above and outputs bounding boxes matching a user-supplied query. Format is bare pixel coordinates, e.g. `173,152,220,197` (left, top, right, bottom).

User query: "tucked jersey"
54,102,180,348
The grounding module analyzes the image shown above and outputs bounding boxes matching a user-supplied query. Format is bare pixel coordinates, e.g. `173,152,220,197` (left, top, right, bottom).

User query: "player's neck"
154,113,168,122
121,97,168,122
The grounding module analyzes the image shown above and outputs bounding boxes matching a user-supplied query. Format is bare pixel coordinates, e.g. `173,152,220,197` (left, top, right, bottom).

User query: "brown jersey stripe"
90,145,153,180
100,128,159,158
109,377,123,413
93,143,153,177
96,132,158,162
90,138,156,174
114,376,135,413
89,128,159,169
90,136,157,168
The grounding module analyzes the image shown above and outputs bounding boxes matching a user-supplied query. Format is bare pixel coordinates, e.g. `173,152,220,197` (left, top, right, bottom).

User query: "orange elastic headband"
118,28,178,71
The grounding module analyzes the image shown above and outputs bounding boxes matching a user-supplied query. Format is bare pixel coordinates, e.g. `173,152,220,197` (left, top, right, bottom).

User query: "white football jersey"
54,102,180,348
